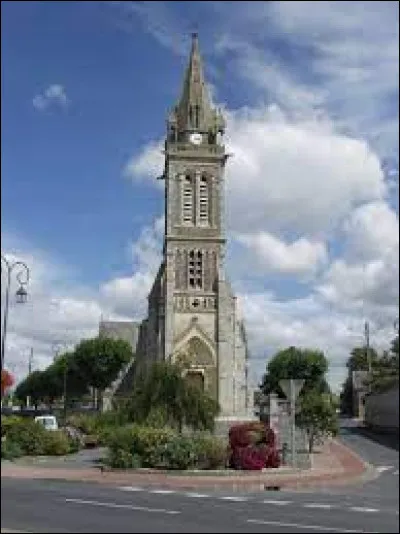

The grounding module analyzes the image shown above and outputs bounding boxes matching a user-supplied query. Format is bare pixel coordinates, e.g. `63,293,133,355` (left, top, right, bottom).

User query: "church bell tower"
151,34,250,417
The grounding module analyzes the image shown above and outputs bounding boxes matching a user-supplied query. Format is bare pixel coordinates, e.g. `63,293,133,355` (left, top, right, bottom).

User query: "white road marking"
149,489,176,494
375,465,393,473
350,507,379,513
64,498,180,515
393,470,399,475
184,492,210,498
304,503,334,509
220,495,249,502
247,519,368,532
262,499,292,506
118,486,144,492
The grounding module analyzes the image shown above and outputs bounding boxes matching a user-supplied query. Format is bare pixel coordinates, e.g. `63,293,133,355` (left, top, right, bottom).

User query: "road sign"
279,379,305,400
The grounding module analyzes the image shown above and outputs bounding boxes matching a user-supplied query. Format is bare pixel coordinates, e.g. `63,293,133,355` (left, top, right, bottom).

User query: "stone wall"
364,385,399,433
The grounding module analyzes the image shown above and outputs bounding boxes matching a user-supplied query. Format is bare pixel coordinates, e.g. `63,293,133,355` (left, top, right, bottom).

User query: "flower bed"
228,422,280,470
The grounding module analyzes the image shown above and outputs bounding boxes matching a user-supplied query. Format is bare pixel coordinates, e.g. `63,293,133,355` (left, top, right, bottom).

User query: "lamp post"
1,255,30,373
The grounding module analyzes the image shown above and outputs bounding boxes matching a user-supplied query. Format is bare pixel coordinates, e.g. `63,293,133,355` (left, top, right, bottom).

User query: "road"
1,420,398,533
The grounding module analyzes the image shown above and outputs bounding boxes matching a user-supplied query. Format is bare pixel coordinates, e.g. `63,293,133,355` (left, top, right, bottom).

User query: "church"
100,34,253,423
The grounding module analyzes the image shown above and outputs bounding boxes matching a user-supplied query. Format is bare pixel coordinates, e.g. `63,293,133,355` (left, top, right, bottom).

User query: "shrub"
144,406,170,428
42,431,71,456
7,419,48,456
66,414,98,435
1,438,23,460
194,434,228,470
1,415,24,437
104,449,142,469
105,424,232,471
157,435,199,470
5,419,80,457
228,422,280,471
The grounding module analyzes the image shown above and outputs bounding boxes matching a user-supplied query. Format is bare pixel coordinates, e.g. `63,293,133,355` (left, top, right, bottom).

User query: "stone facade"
100,34,253,419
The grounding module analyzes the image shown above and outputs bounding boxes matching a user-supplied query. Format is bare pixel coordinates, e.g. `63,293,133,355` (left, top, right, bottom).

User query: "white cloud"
343,201,399,262
317,202,399,313
106,1,189,56
235,231,327,277
32,84,69,111
224,106,386,235
100,216,163,319
216,1,399,165
124,140,164,185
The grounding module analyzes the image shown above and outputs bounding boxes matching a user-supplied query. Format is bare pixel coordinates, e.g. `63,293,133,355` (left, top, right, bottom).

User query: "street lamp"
1,255,30,373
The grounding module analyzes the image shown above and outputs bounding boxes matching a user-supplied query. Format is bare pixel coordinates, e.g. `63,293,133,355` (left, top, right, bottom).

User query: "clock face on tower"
189,132,203,145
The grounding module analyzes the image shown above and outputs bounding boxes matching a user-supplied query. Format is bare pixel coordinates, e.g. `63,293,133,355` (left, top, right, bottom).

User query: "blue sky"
1,1,399,391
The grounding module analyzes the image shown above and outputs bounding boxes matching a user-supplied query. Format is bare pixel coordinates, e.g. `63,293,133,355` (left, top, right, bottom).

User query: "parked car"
34,415,59,431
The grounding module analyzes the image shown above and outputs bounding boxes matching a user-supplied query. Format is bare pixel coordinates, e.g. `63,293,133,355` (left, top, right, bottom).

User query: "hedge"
1,417,81,459
104,424,228,470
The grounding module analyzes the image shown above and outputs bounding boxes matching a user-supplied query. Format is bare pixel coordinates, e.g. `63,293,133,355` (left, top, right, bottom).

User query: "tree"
14,371,45,408
296,390,338,453
390,335,399,358
52,351,89,401
73,336,133,408
346,346,379,372
339,376,353,415
127,361,220,432
1,369,14,397
261,346,330,398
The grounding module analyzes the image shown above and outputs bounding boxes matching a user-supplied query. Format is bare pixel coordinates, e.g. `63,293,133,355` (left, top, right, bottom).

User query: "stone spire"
168,33,225,139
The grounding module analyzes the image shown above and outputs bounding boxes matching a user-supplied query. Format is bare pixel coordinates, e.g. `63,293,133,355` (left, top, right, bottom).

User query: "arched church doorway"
185,370,205,392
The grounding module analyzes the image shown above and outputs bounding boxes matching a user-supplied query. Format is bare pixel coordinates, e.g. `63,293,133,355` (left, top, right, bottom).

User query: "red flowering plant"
1,369,14,397
228,421,280,471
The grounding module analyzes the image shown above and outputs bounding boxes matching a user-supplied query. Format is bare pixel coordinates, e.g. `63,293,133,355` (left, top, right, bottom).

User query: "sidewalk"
1,439,376,491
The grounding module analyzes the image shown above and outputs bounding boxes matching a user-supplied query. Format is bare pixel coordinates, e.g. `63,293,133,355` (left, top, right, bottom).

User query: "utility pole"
364,321,372,391
28,347,33,375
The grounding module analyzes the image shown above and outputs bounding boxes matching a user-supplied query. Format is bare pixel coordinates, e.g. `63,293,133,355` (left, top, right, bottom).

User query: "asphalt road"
1,420,398,533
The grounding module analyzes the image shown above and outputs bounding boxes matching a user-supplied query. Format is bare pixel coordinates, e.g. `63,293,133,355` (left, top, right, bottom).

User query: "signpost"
279,379,305,467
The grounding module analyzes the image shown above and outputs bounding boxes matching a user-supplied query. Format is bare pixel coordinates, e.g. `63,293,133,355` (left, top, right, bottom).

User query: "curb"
1,439,373,492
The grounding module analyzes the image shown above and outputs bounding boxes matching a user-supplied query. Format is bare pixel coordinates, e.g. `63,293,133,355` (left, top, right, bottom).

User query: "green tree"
52,351,89,401
73,336,133,409
127,361,220,432
261,346,330,398
296,390,339,453
390,334,399,358
346,346,379,372
339,376,353,415
14,371,45,408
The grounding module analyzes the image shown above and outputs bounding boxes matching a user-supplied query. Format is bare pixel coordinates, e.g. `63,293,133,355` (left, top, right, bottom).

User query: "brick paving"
1,439,373,491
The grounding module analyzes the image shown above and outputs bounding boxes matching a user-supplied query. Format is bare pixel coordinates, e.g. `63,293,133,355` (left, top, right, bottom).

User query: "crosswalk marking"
220,496,249,502
350,507,379,513
304,503,334,509
375,465,393,473
263,499,291,506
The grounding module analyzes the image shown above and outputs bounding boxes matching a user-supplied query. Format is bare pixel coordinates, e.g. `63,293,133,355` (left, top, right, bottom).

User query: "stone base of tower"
213,414,258,438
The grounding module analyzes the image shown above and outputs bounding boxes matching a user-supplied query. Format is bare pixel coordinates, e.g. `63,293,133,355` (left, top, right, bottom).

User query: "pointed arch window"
182,175,194,224
188,249,203,290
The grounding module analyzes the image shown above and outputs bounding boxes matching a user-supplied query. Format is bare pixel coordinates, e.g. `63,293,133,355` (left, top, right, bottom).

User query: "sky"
1,1,399,393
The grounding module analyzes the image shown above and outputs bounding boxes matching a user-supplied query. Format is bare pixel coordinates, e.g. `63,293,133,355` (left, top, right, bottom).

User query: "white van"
34,415,59,431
